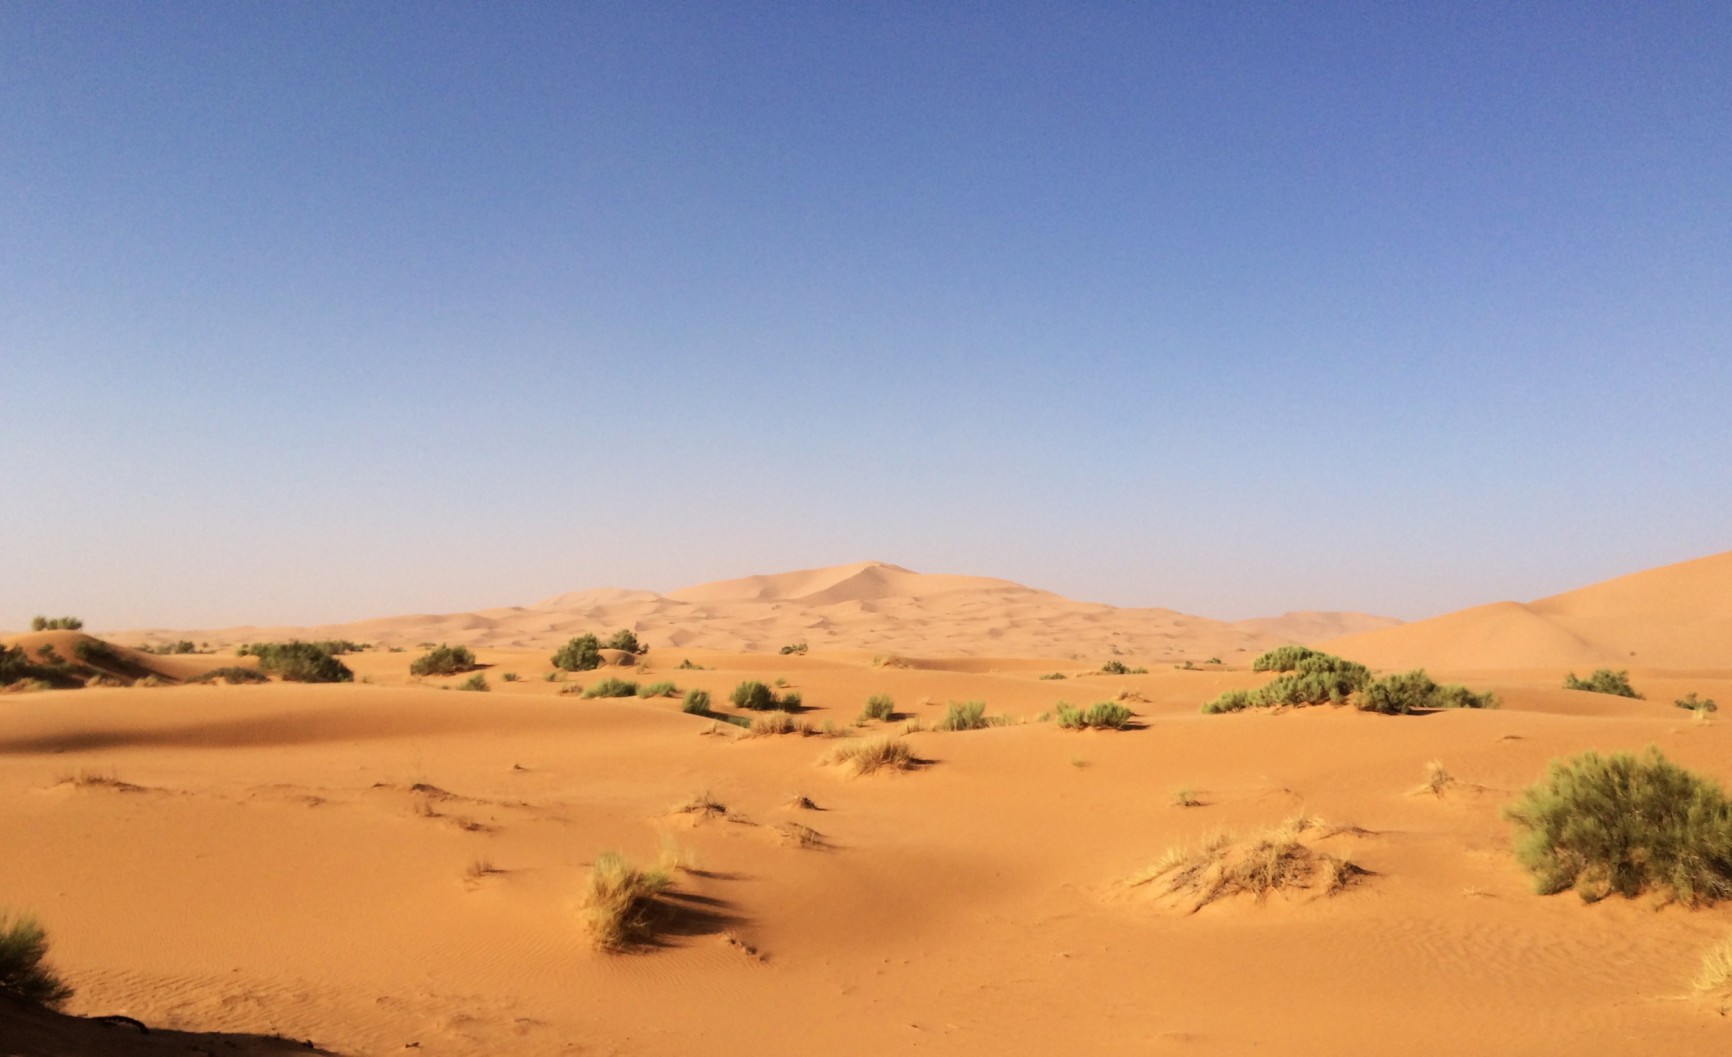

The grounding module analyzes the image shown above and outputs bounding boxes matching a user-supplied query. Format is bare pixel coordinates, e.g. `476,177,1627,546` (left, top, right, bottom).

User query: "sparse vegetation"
859,694,895,722
637,681,679,698
1416,759,1455,798
681,689,712,715
580,851,673,950
1201,653,1492,716
730,680,781,711
240,641,354,683
604,629,647,655
1563,669,1643,699
582,678,639,698
457,673,489,692
1172,788,1204,808
1038,672,1066,680
1099,660,1148,675
1252,645,1321,672
138,640,198,655
748,711,797,737
1054,701,1135,730
552,634,603,672
409,644,479,677
29,616,83,632
676,658,706,670
1697,932,1732,995
1676,692,1718,713
934,700,1004,731
779,641,808,656
501,671,519,682
1129,814,1363,912
1503,747,1732,906
829,737,916,775
0,910,74,1007
1357,669,1497,714
192,666,270,685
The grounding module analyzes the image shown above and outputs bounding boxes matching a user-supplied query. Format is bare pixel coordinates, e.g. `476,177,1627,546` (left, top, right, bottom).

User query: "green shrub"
0,910,74,1007
552,634,603,672
1677,692,1719,713
1200,689,1258,714
192,667,270,685
604,629,645,655
1503,747,1732,905
1099,660,1148,675
501,671,519,682
779,641,808,656
780,690,803,711
676,658,706,670
409,643,478,677
681,689,712,715
860,694,895,722
29,616,83,632
1055,701,1135,730
935,701,1002,731
1252,645,1321,672
1563,669,1643,699
730,680,777,711
457,673,489,692
1038,672,1066,681
637,681,678,698
583,678,638,699
1357,669,1497,715
72,639,120,667
243,641,353,683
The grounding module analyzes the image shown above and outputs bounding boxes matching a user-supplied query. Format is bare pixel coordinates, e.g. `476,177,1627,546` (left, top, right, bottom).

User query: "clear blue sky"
3,1,1728,629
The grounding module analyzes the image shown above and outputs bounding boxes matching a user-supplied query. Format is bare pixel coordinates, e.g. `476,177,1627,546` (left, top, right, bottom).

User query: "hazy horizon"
4,3,1728,630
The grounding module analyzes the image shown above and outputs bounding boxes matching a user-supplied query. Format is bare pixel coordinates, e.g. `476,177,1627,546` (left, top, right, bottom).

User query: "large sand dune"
107,560,1403,662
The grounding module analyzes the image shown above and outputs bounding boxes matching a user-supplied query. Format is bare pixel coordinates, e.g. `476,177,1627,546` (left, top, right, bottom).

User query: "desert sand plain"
4,555,1731,1056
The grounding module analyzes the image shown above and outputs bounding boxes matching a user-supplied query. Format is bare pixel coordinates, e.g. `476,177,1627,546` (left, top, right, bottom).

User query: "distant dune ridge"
104,560,1401,661
1323,549,1732,671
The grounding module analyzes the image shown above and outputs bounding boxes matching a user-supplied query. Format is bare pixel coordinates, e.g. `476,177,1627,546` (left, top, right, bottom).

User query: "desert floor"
4,645,1731,1056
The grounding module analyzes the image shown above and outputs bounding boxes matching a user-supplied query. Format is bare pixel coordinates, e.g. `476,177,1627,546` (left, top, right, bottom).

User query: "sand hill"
1324,549,1732,672
107,560,1402,662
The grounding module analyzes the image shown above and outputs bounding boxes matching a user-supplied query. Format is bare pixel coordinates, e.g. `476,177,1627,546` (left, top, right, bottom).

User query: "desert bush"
1358,669,1496,714
935,700,1005,731
860,694,895,722
1262,654,1372,705
1251,645,1322,672
243,641,353,683
681,689,712,715
409,643,478,677
501,671,519,682
1129,814,1361,911
830,737,915,775
1676,692,1719,713
0,910,74,1007
780,690,803,711
779,641,808,656
71,639,119,667
748,711,796,737
192,666,269,685
29,616,83,632
1038,672,1066,681
676,658,706,670
1055,701,1135,730
637,681,678,698
1563,669,1643,699
552,634,603,672
1503,747,1732,905
604,629,645,655
457,673,489,692
582,678,638,699
1200,689,1258,714
730,680,778,711
1099,659,1148,675
580,851,672,950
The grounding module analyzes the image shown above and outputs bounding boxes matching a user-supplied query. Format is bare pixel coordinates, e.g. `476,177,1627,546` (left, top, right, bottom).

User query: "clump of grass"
676,658,706,670
1676,692,1718,713
1172,788,1203,808
934,700,1008,731
829,737,916,775
464,856,497,880
501,671,519,682
580,851,673,951
637,681,679,699
858,693,895,723
779,641,808,656
1358,669,1497,714
681,688,712,715
1696,932,1732,995
776,821,825,848
730,680,777,711
1054,701,1135,730
673,791,726,817
1129,814,1362,912
1038,672,1066,681
239,640,353,683
1563,669,1643,699
0,910,74,1007
192,666,269,685
747,711,797,737
1251,645,1321,672
409,644,478,677
457,673,489,692
582,678,639,699
1503,747,1732,905
1099,660,1148,675
1415,759,1455,798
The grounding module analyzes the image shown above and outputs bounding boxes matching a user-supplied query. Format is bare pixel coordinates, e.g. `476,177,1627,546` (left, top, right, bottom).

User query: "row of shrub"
1203,649,1496,715
29,616,82,631
551,630,647,672
237,641,353,683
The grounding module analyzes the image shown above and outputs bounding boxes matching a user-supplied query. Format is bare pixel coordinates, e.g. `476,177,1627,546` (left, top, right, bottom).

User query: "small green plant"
192,666,270,685
681,689,712,715
1038,672,1066,681
637,681,678,698
604,629,646,655
241,641,354,683
580,851,673,950
676,658,706,670
1172,788,1203,808
780,690,803,711
1099,660,1148,675
501,671,519,682
935,701,1004,731
0,910,74,1007
1563,669,1643,699
29,616,83,632
582,678,638,698
859,694,895,722
1055,701,1135,730
543,671,564,682
779,641,808,656
1251,645,1321,672
457,673,489,692
1200,689,1257,714
1357,669,1496,714
730,680,778,711
409,643,479,677
1503,747,1732,905
1205,657,1222,665
1676,692,1718,713
552,634,603,672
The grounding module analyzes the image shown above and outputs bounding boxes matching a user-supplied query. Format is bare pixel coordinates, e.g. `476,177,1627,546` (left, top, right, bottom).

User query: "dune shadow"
1,993,346,1056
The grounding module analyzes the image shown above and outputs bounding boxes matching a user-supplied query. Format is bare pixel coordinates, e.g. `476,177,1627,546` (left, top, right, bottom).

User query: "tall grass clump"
1503,747,1732,906
1676,692,1718,713
604,629,647,655
1251,645,1321,672
829,737,916,775
1357,669,1497,714
729,680,780,711
457,673,489,692
1099,659,1148,675
681,689,712,715
409,643,478,677
859,694,895,722
934,700,1000,731
241,641,353,683
582,678,638,699
580,851,673,950
1055,701,1135,730
0,910,74,1007
1563,669,1643,699
637,681,678,698
552,634,603,672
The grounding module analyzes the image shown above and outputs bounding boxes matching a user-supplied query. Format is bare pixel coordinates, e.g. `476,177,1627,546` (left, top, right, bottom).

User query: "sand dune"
106,560,1401,661
1325,550,1732,671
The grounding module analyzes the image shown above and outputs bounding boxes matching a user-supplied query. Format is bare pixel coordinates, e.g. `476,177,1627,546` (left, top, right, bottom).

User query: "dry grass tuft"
828,737,916,775
786,794,818,811
1129,813,1366,912
1414,759,1456,798
746,711,797,737
775,821,826,849
1172,787,1204,808
673,791,726,818
1695,932,1732,995
580,851,673,951
464,856,497,881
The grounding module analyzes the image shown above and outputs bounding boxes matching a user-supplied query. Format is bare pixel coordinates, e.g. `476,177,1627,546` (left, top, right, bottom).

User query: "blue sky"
3,2,1728,629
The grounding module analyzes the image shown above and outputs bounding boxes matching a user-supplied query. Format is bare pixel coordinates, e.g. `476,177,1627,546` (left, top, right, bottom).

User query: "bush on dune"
29,616,83,632
552,634,603,672
580,851,673,951
582,678,638,699
1200,652,1494,716
1563,669,1643,699
409,643,478,677
1055,701,1135,730
1503,747,1732,906
239,641,353,683
1251,645,1322,672
0,910,74,1008
192,666,270,685
1357,669,1497,714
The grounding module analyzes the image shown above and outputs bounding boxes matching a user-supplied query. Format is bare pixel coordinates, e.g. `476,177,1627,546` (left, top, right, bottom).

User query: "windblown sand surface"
5,554,1731,1056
